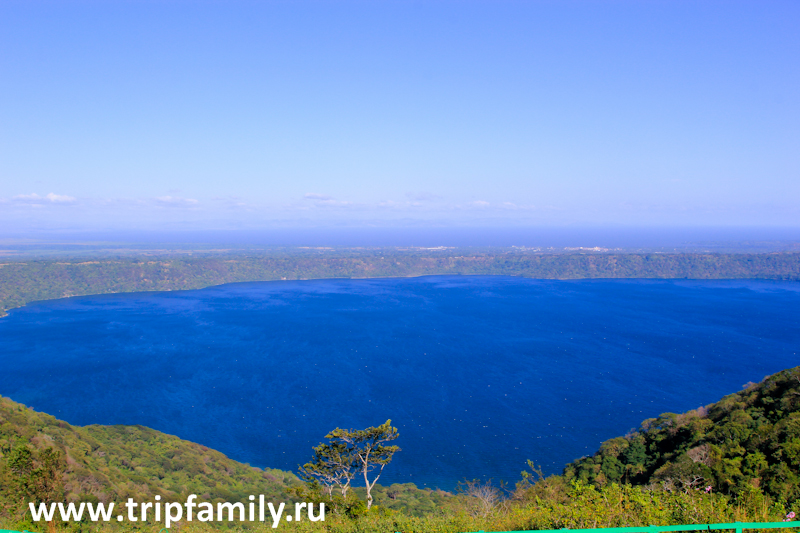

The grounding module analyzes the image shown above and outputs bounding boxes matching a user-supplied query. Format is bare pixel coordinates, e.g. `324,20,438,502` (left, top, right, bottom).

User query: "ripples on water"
1,277,798,489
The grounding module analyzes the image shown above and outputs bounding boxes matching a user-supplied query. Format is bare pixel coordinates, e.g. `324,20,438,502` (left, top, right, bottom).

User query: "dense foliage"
0,398,455,531
564,366,800,506
0,395,300,526
2,251,799,316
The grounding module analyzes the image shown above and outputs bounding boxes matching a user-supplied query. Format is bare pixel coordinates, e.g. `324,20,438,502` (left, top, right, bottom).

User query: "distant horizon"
1,225,799,253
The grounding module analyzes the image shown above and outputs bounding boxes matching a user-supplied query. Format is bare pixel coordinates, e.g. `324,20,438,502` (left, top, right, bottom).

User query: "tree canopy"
302,420,401,510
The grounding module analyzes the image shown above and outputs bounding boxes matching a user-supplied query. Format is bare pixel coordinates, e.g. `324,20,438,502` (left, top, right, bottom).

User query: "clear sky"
1,0,798,234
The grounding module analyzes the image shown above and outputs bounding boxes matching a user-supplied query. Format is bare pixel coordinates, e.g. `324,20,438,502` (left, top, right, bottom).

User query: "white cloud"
155,196,199,207
13,193,42,202
45,193,77,203
11,192,77,205
315,199,353,208
304,193,332,201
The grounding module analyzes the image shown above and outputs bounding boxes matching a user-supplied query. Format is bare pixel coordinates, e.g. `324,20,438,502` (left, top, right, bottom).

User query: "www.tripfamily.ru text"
30,494,324,528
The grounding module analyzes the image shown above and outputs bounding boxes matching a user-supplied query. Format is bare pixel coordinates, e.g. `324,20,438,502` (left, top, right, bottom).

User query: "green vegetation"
2,367,799,532
0,395,300,528
279,480,791,532
564,366,800,506
0,399,452,531
300,420,400,507
298,420,400,512
1,250,799,316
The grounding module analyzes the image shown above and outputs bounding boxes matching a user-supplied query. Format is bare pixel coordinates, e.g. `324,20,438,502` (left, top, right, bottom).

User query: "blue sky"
1,0,798,233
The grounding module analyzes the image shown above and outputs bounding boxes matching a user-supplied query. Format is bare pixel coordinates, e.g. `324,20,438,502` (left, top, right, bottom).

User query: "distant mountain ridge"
2,251,799,316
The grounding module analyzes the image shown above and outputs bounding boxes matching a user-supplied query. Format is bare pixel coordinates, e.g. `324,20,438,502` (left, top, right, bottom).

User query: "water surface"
1,277,798,489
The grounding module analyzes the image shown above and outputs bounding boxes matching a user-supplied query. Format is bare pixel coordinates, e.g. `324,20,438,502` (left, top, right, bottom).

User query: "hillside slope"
0,396,457,526
564,365,800,504
2,252,799,315
0,395,299,514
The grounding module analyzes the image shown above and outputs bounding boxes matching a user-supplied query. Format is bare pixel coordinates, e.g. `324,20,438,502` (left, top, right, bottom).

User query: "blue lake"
0,277,798,489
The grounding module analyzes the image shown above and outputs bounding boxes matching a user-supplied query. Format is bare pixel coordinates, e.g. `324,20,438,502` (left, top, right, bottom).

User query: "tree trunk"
364,470,373,509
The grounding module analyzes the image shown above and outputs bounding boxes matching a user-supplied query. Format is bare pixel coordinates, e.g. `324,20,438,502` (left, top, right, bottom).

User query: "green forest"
2,251,799,316
1,366,798,532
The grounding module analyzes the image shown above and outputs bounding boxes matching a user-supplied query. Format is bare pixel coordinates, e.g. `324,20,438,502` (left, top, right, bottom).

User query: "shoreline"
2,251,799,317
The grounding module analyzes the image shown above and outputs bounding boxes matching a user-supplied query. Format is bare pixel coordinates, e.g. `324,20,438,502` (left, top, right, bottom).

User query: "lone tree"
301,420,400,510
327,420,400,509
299,440,356,498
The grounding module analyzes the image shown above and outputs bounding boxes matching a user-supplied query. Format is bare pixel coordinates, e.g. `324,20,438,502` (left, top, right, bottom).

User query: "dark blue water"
1,277,798,489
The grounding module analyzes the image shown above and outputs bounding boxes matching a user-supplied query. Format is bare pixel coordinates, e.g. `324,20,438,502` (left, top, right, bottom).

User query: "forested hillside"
0,397,456,529
564,366,800,505
0,395,299,522
2,251,799,316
